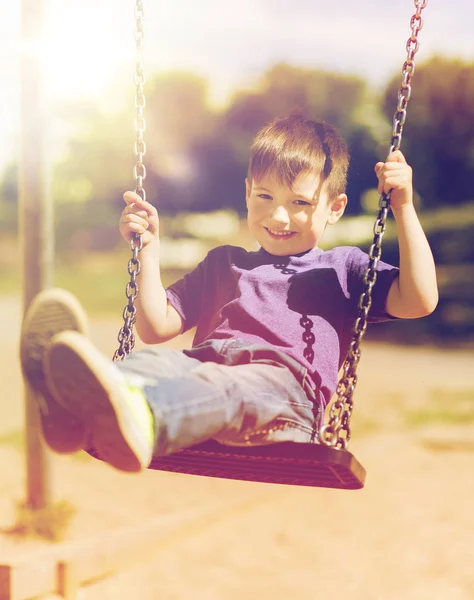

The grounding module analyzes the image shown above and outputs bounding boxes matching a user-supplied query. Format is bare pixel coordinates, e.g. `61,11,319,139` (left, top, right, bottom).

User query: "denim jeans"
117,339,322,456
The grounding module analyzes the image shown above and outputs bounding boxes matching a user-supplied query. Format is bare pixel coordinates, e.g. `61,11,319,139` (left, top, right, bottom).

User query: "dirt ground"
1,293,474,600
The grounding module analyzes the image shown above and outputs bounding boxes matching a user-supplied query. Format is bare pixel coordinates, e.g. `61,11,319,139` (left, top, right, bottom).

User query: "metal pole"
19,0,53,509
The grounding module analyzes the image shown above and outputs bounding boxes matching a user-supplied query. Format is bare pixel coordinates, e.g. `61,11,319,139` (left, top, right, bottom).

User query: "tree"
220,63,380,214
1,64,387,222
136,72,220,212
0,162,17,206
381,56,474,208
52,101,135,209
0,162,18,232
224,63,368,139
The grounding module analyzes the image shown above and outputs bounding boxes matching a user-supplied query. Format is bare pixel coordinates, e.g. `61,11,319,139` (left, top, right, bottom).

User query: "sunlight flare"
37,2,133,101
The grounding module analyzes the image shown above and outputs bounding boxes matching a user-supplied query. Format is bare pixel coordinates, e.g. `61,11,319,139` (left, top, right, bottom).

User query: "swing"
88,0,427,490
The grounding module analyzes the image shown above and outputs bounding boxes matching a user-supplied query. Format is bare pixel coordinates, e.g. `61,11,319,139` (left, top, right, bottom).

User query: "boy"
20,114,438,473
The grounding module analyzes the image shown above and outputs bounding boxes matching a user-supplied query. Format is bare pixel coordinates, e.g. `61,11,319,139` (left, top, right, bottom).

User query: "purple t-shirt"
166,245,399,406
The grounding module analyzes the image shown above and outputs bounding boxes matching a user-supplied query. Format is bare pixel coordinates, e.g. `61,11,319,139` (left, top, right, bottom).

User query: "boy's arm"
134,244,184,344
374,152,439,319
120,192,184,344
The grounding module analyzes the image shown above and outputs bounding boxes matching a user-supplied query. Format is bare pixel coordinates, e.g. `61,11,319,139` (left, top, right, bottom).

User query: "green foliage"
0,429,24,451
0,162,16,205
404,388,474,428
226,63,368,137
7,58,473,217
146,72,216,156
381,56,474,208
2,59,474,341
2,57,474,217
0,200,17,234
192,64,381,214
52,101,136,208
0,64,384,218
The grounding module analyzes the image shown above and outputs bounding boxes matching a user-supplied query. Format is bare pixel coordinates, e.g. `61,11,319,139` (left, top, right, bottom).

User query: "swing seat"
86,441,366,490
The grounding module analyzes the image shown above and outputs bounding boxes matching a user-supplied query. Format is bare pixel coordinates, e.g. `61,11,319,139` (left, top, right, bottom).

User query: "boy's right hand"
119,191,160,248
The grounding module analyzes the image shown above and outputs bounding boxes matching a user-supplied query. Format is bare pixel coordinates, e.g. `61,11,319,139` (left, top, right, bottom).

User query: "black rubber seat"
87,441,366,490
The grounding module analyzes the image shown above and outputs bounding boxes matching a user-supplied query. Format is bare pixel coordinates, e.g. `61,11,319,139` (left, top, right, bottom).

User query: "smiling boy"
20,114,438,472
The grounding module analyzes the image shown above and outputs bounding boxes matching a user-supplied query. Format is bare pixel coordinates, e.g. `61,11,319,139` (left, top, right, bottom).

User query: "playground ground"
0,293,474,599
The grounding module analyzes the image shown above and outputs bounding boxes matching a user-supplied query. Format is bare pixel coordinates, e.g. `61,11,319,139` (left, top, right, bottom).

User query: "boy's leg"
96,341,316,453
43,334,220,471
44,334,316,472
138,358,316,453
19,289,89,453
44,331,155,473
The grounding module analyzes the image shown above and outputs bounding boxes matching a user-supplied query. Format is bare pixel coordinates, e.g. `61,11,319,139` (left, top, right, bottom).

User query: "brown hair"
248,113,349,202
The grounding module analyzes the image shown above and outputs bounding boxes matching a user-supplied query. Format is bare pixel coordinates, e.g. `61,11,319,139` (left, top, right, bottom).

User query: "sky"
1,0,473,172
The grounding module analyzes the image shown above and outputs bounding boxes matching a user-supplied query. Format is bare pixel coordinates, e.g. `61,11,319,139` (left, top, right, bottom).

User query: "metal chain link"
319,0,428,449
113,0,146,361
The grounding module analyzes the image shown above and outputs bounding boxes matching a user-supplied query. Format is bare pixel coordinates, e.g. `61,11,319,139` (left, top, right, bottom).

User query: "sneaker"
44,331,154,473
20,288,89,453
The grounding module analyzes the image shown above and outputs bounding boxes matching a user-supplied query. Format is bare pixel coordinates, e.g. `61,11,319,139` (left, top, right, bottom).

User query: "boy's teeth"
268,228,292,236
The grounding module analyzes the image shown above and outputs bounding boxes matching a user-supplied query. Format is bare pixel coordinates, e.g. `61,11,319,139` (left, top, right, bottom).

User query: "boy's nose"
269,205,290,225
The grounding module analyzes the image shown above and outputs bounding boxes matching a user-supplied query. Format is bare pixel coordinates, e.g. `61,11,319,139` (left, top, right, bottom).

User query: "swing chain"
113,0,146,362
319,0,427,450
390,0,427,154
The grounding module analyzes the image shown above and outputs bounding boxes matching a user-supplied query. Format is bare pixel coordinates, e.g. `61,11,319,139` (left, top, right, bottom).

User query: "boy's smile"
265,227,297,240
246,171,347,256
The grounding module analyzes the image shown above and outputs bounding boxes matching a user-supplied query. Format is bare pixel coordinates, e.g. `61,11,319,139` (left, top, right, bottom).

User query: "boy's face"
246,170,347,256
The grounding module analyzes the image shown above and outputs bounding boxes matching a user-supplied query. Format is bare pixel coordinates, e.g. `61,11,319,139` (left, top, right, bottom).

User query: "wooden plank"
57,562,78,600
0,495,272,599
59,507,224,585
0,566,12,600
0,507,224,599
0,557,57,600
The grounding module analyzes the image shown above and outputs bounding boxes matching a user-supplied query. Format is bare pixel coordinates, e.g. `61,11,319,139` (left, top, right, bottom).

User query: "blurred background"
1,0,473,345
1,3,474,598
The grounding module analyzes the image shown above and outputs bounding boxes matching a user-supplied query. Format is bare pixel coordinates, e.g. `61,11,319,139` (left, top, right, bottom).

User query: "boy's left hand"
375,150,413,210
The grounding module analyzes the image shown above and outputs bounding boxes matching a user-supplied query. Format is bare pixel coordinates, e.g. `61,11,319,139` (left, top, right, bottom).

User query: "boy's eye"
294,199,310,206
258,194,272,200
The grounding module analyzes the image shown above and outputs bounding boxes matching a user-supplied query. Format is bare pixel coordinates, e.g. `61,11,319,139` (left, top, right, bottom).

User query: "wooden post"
19,0,53,509
57,562,78,600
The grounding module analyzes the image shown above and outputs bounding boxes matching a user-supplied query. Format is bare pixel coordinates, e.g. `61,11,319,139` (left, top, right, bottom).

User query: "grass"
3,499,76,542
404,388,474,428
0,248,187,316
332,388,474,434
349,416,381,437
0,429,24,452
0,428,95,464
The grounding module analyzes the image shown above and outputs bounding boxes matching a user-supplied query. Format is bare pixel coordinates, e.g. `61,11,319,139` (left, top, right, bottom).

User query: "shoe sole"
44,331,152,473
20,288,89,453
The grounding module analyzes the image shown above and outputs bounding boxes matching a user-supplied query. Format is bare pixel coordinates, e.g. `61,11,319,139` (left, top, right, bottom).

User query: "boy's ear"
245,178,251,207
327,193,347,225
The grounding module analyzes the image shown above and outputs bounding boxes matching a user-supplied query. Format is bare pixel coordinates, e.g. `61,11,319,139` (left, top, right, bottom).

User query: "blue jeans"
117,339,322,456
